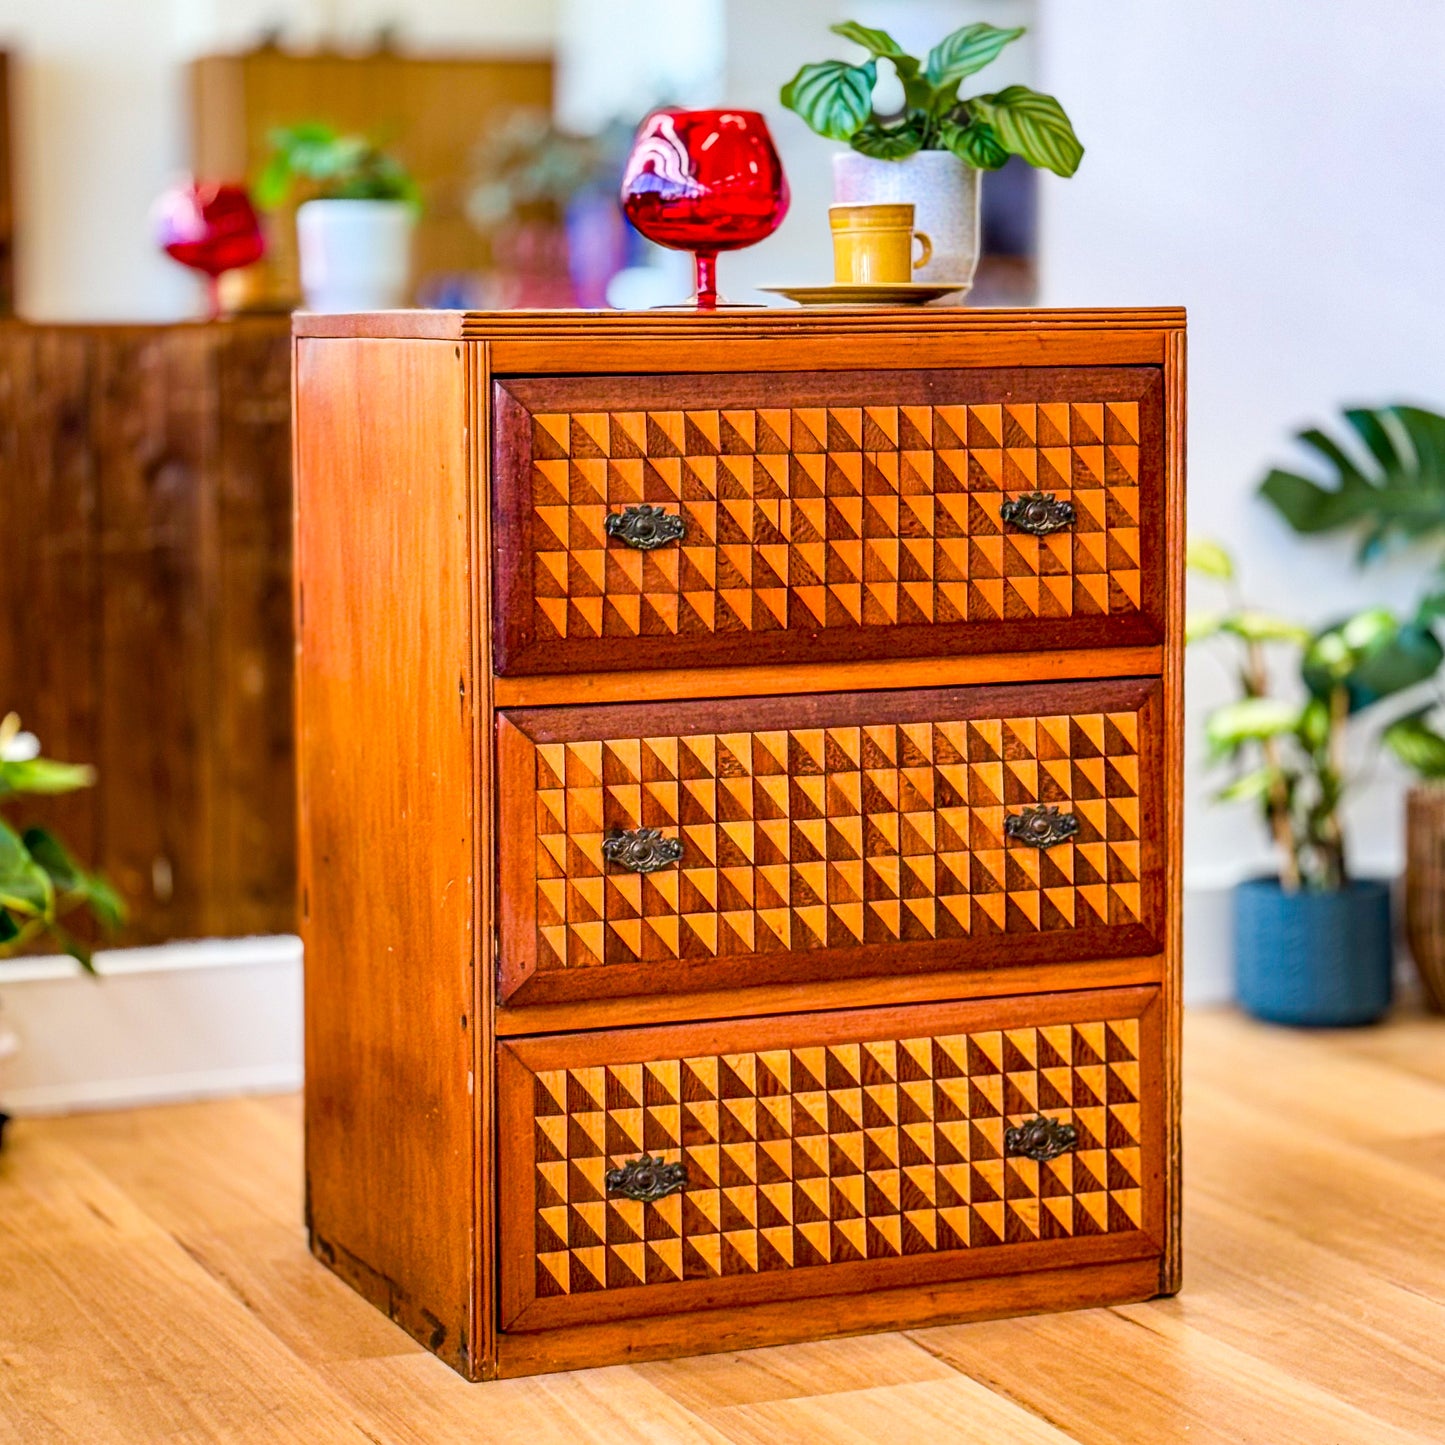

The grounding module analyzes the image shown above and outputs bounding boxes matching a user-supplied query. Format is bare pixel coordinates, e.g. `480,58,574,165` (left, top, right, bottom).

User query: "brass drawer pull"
605,1155,688,1202
1005,804,1080,848
602,827,684,873
1006,1115,1079,1162
1001,491,1076,536
605,504,687,550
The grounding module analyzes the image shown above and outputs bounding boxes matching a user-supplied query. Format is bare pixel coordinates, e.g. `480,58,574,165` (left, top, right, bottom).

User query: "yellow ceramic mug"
829,203,933,285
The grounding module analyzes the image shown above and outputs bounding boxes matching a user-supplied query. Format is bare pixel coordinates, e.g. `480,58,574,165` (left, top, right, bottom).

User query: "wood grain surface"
2,1008,1442,1441
0,319,294,945
294,335,477,1375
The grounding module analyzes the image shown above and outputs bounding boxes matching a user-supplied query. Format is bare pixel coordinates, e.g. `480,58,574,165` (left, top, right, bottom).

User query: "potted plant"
1259,403,1445,1008
0,713,123,1147
256,123,422,312
780,20,1083,289
1188,541,1444,1025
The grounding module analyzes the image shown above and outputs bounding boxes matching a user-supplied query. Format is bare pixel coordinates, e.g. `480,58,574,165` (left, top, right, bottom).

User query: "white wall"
1036,0,1445,890
1,0,557,320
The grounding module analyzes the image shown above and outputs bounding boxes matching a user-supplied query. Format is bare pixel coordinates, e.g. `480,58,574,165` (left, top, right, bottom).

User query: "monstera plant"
1260,403,1445,1010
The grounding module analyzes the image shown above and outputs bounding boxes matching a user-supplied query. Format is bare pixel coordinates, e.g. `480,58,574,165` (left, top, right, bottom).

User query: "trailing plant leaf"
1221,612,1312,645
24,828,122,934
971,87,1084,177
0,908,17,944
1185,610,1225,644
1259,406,1445,560
925,23,1025,85
1205,698,1302,757
1303,610,1443,710
1186,538,1235,579
849,118,926,160
941,118,1010,170
1214,766,1285,804
780,59,877,141
0,818,54,921
1383,708,1445,779
0,757,96,797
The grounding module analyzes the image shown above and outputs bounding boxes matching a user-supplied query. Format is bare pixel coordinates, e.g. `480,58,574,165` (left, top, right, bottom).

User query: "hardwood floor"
2,1006,1444,1443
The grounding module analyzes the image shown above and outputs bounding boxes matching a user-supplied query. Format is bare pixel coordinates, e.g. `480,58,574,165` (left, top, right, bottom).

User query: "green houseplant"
780,20,1082,290
1188,541,1440,1023
1259,403,1445,1008
0,713,122,1148
257,123,421,313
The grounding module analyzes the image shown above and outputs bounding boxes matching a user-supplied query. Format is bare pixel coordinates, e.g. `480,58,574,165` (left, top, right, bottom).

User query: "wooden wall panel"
0,52,14,315
0,319,294,946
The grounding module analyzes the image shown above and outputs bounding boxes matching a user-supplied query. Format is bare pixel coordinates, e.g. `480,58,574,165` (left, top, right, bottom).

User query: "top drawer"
492,367,1165,676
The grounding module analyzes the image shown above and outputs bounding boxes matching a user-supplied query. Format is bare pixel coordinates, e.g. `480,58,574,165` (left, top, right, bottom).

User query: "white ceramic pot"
296,199,415,313
832,150,981,294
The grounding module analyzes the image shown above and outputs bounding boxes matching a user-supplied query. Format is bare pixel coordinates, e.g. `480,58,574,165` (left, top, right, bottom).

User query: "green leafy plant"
0,713,122,971
780,20,1082,175
1189,541,1442,891
1260,404,1445,567
255,123,422,210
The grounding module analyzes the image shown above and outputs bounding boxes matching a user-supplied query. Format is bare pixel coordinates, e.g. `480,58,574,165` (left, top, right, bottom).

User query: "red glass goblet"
620,109,789,310
154,180,266,319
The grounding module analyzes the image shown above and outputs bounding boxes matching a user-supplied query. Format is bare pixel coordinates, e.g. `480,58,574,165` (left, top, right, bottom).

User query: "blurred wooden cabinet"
0,319,294,945
189,45,553,307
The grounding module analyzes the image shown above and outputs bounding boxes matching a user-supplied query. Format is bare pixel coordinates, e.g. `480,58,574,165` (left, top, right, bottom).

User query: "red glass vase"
154,180,266,319
620,108,789,310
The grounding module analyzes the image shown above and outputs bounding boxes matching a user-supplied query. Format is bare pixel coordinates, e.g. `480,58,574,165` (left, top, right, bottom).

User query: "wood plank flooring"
3,1007,1444,1443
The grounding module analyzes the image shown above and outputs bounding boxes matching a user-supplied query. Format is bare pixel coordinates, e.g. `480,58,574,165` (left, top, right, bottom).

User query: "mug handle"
913,231,933,271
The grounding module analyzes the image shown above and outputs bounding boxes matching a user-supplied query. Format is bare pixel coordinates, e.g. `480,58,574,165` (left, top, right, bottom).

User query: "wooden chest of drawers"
293,306,1185,1381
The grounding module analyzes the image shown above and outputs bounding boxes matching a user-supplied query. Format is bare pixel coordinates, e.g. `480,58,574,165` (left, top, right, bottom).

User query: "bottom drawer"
497,986,1166,1332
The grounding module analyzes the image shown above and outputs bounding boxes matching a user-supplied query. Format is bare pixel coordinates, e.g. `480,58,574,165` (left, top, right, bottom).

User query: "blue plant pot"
1234,877,1393,1026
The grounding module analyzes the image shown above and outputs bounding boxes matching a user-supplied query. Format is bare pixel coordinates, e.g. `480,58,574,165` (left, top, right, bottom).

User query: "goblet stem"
693,250,719,311
203,274,223,322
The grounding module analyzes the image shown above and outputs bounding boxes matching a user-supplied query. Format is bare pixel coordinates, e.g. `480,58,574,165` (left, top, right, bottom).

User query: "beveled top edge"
292,305,1187,341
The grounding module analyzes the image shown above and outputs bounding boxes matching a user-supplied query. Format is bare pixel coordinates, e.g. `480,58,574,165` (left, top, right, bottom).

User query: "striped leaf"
781,59,877,142
925,23,1025,85
973,86,1084,177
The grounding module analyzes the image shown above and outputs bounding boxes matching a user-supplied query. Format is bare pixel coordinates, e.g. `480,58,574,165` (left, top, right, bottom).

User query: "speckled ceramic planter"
832,150,981,295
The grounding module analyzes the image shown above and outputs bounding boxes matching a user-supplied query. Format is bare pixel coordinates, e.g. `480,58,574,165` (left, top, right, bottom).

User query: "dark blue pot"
1234,877,1393,1026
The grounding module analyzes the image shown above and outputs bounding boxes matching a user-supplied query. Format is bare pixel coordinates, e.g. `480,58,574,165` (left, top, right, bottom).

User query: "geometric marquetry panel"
493,369,1165,675
525,400,1140,639
525,1014,1145,1299
528,700,1146,973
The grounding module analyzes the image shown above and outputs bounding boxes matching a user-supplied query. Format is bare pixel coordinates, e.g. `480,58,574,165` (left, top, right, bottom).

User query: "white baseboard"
0,894,1242,1117
0,936,303,1116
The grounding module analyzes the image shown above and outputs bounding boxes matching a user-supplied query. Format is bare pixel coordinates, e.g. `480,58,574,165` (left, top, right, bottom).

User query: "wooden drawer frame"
498,985,1166,1334
492,367,1167,676
497,678,1165,1006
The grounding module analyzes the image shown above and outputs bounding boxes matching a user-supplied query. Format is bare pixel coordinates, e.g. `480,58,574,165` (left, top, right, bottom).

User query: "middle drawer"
497,678,1163,1007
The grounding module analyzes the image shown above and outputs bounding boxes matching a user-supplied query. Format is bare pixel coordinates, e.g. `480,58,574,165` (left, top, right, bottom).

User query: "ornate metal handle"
1005,804,1080,849
1001,491,1076,536
1006,1116,1078,1162
606,1155,688,1202
601,827,684,874
605,505,686,550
